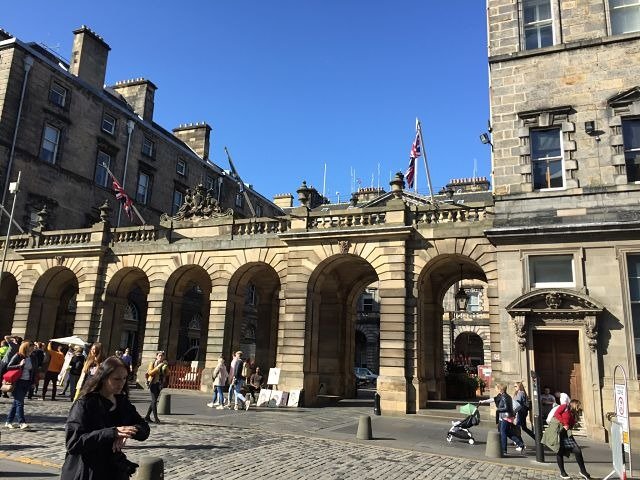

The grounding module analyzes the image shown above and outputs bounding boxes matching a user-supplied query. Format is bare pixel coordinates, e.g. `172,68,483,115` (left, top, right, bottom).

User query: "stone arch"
0,273,18,334
160,264,212,363
416,250,493,405
453,330,486,367
102,267,150,365
224,262,281,372
25,266,79,341
305,253,379,400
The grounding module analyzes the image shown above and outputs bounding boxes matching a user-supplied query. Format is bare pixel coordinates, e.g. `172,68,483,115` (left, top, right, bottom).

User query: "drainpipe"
2,55,34,209
117,119,135,227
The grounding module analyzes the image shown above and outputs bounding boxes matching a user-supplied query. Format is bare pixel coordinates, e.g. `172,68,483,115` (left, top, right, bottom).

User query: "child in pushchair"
446,405,480,445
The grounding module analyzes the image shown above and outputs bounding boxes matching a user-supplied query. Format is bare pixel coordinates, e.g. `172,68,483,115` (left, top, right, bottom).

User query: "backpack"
241,361,250,378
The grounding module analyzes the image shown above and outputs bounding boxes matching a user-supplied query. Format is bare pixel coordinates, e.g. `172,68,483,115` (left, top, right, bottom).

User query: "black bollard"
373,392,381,416
530,370,545,463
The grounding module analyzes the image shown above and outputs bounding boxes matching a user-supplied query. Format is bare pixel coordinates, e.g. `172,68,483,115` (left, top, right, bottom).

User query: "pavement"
0,387,637,479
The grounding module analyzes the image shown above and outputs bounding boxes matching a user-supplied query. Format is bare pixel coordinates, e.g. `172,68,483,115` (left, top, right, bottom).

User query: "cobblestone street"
0,390,617,479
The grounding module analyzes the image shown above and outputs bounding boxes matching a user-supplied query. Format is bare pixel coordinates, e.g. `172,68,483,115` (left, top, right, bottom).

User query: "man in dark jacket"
495,383,525,456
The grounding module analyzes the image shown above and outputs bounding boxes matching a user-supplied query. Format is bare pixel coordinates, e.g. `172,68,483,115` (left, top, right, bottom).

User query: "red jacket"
554,403,577,429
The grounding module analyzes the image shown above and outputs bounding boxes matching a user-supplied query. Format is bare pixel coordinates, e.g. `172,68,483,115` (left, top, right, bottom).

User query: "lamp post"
0,171,21,283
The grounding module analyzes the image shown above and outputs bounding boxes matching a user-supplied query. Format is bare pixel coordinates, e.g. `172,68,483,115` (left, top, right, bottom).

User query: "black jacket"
6,353,36,384
60,392,150,480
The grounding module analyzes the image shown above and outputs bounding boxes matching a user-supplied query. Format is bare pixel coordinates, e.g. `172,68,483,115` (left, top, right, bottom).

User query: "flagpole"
414,119,419,194
102,163,145,225
417,119,436,206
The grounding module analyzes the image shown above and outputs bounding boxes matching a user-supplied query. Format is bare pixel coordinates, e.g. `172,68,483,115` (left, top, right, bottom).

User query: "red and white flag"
405,130,421,188
111,175,134,221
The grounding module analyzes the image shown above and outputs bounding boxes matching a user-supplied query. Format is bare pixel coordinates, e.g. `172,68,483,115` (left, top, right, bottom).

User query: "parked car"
354,367,378,387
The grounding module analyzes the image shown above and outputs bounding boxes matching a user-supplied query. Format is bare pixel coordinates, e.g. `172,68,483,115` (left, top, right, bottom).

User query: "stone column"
201,284,228,390
584,315,606,441
276,263,307,396
377,243,411,414
138,285,165,385
73,259,107,341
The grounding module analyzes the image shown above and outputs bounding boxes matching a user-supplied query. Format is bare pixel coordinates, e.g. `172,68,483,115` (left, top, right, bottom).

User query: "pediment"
506,288,604,317
362,191,433,208
608,86,640,108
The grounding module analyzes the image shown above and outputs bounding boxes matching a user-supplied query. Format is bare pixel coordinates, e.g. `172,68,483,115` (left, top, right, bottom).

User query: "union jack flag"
405,130,421,188
112,176,134,221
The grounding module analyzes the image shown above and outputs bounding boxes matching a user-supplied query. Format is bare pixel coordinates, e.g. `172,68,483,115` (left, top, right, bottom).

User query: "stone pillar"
72,259,107,341
276,264,307,396
138,286,164,385
202,284,228,390
377,244,411,414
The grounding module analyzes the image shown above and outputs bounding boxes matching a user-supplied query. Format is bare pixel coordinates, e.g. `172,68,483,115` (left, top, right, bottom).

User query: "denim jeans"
7,379,30,424
212,385,225,404
499,419,524,453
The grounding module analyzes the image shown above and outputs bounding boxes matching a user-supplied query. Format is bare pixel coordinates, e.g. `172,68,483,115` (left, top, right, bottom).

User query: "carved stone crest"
55,255,64,266
160,183,233,222
545,292,562,309
512,315,527,351
338,240,351,255
585,315,598,352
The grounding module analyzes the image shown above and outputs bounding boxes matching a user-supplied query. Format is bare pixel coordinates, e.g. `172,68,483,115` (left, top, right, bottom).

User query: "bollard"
136,456,164,480
157,393,171,415
356,415,373,440
373,392,381,416
485,430,503,458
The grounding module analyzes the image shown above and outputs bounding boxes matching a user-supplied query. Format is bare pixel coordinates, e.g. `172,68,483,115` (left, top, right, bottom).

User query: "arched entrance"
417,255,488,403
454,332,484,367
225,263,280,371
102,268,150,365
305,254,378,401
0,273,18,334
25,267,78,341
160,265,212,363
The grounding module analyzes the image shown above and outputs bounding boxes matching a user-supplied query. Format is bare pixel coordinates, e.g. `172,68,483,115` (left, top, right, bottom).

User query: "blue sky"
3,2,490,203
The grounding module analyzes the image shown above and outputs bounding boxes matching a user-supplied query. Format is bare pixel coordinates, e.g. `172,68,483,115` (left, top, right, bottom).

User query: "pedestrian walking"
144,351,167,423
541,399,592,479
60,356,150,479
74,342,105,401
4,340,35,429
494,383,525,456
67,346,85,401
513,381,535,440
207,356,228,408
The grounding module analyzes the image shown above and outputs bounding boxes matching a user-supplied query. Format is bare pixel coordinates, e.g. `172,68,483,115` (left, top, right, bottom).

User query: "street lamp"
454,264,469,312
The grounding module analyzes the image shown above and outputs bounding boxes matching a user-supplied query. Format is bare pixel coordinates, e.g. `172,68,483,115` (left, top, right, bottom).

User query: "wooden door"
533,331,581,401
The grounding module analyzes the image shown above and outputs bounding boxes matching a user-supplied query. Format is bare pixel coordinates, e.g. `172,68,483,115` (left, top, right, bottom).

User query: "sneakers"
234,404,239,411
515,445,526,454
579,473,591,479
560,474,570,479
19,423,29,430
216,405,225,410
245,401,250,411
4,422,14,429
206,402,214,408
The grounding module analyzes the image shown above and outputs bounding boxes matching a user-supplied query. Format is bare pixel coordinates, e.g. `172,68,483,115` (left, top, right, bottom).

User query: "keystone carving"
338,240,351,255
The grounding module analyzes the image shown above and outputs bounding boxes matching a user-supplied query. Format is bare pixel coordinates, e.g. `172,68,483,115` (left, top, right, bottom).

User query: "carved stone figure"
161,184,232,222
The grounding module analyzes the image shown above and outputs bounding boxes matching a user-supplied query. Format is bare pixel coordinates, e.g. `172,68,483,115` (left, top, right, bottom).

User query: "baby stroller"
446,404,480,445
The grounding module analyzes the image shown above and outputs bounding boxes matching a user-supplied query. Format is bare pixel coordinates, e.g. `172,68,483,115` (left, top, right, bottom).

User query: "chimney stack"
69,26,110,90
0,29,13,41
111,78,157,122
172,123,211,160
273,194,293,208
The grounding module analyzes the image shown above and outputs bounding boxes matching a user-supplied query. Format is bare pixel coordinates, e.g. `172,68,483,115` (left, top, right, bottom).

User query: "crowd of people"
481,382,592,479
206,350,265,411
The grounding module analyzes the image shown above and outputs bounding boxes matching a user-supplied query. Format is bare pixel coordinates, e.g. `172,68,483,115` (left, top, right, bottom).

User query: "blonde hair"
18,340,32,356
569,399,583,415
496,383,506,393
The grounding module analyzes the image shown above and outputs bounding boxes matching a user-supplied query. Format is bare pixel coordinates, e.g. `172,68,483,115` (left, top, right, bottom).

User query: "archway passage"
0,273,18,334
225,263,280,373
418,255,487,403
103,268,150,367
161,265,212,363
306,254,378,401
454,332,484,368
26,267,78,341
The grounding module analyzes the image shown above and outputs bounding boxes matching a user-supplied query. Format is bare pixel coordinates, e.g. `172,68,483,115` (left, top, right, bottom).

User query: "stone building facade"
0,26,280,232
487,0,640,440
1,3,640,443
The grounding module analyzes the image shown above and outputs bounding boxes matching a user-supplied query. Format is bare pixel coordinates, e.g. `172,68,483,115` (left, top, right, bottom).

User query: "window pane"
531,130,561,158
172,191,183,214
136,173,150,204
40,125,60,164
540,24,553,47
532,160,548,189
525,28,540,49
611,2,640,34
623,119,640,150
530,255,573,285
548,159,564,188
95,152,110,187
628,255,640,300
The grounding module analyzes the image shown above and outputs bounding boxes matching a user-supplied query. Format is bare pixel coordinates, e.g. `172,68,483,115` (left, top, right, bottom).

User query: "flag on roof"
405,130,421,188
